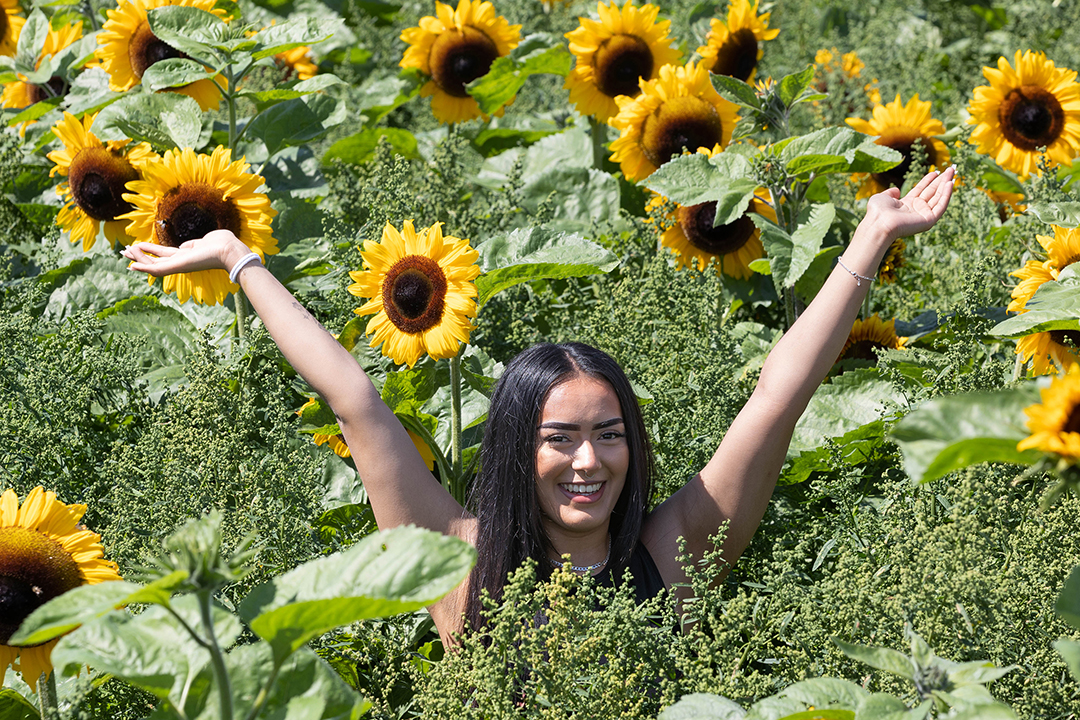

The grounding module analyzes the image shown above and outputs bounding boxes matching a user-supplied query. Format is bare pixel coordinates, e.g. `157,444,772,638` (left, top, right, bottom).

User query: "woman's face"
535,375,629,539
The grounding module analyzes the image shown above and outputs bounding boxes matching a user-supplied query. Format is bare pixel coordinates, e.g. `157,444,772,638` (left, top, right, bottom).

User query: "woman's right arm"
122,231,472,538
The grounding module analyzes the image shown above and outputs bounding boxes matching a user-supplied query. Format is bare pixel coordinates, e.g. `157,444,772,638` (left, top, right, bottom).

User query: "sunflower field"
5,0,1080,716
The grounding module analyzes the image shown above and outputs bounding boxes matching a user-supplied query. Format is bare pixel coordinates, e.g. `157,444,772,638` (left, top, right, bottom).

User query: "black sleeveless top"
593,541,667,603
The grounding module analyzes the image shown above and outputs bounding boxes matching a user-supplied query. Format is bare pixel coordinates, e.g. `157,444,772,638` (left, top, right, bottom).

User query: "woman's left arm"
644,167,954,581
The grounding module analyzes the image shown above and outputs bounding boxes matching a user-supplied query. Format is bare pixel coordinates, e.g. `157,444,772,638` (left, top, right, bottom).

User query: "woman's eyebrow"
539,418,624,431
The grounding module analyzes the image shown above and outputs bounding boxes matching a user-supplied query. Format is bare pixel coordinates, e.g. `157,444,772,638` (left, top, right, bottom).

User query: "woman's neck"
545,524,612,574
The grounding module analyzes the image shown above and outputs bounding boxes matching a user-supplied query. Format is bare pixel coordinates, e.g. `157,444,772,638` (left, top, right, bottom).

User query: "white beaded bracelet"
228,252,262,284
836,256,875,287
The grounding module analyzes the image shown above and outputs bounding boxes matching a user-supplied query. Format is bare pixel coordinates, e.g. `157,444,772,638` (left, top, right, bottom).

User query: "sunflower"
0,0,24,57
400,0,521,124
120,146,278,305
845,94,950,197
835,314,906,365
96,0,227,111
276,45,318,81
697,0,778,83
1018,364,1080,460
348,220,481,368
609,60,739,182
1,21,82,115
877,238,905,284
0,487,121,692
46,112,156,252
563,1,680,123
967,50,1080,179
981,188,1026,221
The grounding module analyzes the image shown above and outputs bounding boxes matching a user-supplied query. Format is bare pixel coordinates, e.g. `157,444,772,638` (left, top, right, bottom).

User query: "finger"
919,165,955,201
905,169,940,199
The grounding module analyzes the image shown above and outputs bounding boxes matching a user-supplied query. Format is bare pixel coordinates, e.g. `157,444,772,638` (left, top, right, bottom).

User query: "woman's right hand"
121,230,252,278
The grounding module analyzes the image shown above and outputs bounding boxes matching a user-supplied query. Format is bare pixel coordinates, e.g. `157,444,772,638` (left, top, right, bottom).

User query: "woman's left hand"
864,165,955,240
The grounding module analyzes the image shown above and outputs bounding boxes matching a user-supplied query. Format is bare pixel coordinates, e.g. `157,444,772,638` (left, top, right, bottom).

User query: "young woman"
122,167,954,644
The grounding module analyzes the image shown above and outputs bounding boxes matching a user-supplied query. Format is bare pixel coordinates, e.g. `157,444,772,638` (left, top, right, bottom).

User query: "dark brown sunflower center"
28,76,67,105
0,527,83,645
999,86,1065,151
129,20,189,79
68,147,139,222
872,135,939,189
593,34,653,99
381,255,448,334
845,340,886,362
641,96,725,168
677,201,756,256
0,12,9,46
710,28,759,82
155,183,241,248
429,26,499,98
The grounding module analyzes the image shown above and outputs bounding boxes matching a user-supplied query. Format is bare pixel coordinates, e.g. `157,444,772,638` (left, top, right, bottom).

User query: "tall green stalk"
220,64,247,340
449,353,463,481
38,673,59,720
589,116,606,171
198,590,233,720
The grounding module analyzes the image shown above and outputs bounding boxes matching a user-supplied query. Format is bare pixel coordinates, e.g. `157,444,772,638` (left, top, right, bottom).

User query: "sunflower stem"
861,283,872,319
38,671,59,720
782,286,797,329
449,351,464,493
589,116,607,170
198,590,234,720
235,287,248,339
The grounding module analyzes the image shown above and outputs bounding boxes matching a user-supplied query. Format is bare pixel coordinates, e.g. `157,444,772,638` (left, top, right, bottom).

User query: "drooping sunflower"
46,112,156,252
1,21,82,114
967,50,1080,179
348,220,481,368
297,399,438,469
877,238,906,284
650,146,773,279
835,314,906,365
120,146,278,305
697,0,778,83
563,1,680,123
609,60,739,182
845,94,950,197
96,0,227,111
0,0,24,57
400,0,521,124
0,487,122,692
276,45,318,81
1018,364,1080,460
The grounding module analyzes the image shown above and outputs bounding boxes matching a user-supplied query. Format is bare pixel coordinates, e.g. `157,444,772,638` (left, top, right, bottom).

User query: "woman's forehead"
539,376,622,424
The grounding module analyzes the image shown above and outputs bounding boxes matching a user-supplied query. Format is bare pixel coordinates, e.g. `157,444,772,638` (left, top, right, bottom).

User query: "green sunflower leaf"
472,128,559,158
709,73,761,109
297,396,339,433
833,639,916,679
466,33,571,115
140,58,217,92
238,525,475,665
888,384,1042,484
1054,638,1080,683
643,151,758,221
754,203,833,294
145,6,225,68
779,677,868,709
246,94,347,157
473,226,619,307
7,95,62,126
240,74,347,112
14,10,49,72
0,689,38,720
1056,565,1080,630
989,263,1080,337
656,692,746,719
1025,202,1080,229
778,65,815,107
322,127,420,166
248,16,339,60
781,127,901,177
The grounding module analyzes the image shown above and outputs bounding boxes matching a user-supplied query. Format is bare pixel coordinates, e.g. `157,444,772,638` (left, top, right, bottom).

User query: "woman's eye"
600,431,625,441
543,434,569,444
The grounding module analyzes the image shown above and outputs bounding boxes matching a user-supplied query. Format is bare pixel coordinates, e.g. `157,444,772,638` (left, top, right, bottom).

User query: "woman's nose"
572,441,601,475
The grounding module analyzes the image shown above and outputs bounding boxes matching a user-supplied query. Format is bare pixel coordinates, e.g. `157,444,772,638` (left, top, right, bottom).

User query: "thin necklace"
549,535,611,574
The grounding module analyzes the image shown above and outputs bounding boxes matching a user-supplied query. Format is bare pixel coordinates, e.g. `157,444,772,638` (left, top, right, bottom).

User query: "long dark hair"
463,342,655,631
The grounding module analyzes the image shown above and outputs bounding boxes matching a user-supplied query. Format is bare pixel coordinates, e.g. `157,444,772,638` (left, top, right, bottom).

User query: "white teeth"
561,482,601,494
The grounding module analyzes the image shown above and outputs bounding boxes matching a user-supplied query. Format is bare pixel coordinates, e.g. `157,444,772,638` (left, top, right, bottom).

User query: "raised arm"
643,167,955,583
121,231,471,538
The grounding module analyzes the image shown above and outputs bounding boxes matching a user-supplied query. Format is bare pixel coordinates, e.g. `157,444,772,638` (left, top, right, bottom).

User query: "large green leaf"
1056,565,1080,629
852,695,928,720
782,420,886,485
780,678,867,709
754,203,834,295
239,74,346,112
833,639,915,679
10,573,187,646
50,595,240,703
467,33,571,114
238,526,475,663
709,73,760,109
1054,638,1080,683
95,92,205,149
246,94,347,157
778,65,815,107
472,127,558,157
788,369,903,457
517,166,621,232
0,690,37,720
781,127,901,176
248,16,339,60
888,385,1042,483
145,6,224,67
990,264,1080,337
36,254,149,320
322,127,420,166
643,151,757,221
1025,201,1080,228
473,226,619,307
658,693,746,719
141,58,216,92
